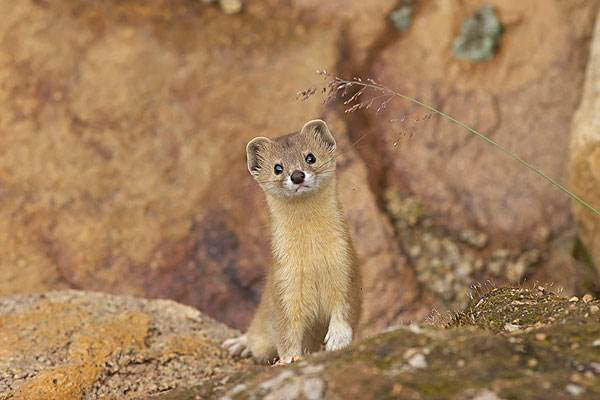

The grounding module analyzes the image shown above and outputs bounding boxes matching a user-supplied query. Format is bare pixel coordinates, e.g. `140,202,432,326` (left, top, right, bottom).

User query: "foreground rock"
2,288,600,399
220,287,600,400
570,8,600,273
0,291,249,399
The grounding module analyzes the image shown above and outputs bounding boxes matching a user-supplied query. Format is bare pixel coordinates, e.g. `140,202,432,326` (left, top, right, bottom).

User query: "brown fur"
224,120,362,364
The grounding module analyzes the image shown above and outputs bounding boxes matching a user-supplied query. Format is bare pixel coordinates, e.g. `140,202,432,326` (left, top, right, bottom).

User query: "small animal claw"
275,355,302,365
222,335,251,357
241,348,251,358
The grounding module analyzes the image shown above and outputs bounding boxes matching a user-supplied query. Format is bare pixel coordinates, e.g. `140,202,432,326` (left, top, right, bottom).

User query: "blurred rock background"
1,0,599,337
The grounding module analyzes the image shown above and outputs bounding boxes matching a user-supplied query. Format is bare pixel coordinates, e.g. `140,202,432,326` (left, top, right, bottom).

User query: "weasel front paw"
275,355,302,365
222,335,251,358
325,321,353,351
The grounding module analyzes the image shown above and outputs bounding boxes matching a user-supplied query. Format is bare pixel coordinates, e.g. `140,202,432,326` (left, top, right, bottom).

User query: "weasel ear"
246,137,271,176
301,119,336,151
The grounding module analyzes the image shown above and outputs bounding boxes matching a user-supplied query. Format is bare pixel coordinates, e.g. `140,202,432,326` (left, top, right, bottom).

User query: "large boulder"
0,0,421,334
3,288,600,400
334,0,600,309
570,8,600,273
219,287,600,400
0,290,247,400
355,0,599,247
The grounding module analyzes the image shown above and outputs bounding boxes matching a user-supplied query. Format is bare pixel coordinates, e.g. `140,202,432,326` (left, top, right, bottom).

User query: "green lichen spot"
390,5,413,32
452,4,503,63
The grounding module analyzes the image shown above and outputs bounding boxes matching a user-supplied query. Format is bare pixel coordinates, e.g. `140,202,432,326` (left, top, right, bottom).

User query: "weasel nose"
290,170,305,184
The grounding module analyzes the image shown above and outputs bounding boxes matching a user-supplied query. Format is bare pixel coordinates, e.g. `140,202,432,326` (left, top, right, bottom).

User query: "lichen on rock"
3,288,600,399
0,291,249,400
452,4,503,62
219,287,600,400
570,8,600,274
390,2,414,33
383,187,544,312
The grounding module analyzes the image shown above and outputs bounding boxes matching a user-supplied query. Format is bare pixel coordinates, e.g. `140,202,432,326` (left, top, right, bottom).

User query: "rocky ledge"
215,287,600,400
0,291,251,400
1,288,600,399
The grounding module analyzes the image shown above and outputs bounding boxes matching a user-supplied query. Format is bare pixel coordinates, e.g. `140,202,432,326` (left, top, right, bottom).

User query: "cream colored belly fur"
224,219,360,364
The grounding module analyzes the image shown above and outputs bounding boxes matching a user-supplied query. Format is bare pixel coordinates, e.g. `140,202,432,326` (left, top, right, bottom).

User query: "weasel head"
246,119,337,199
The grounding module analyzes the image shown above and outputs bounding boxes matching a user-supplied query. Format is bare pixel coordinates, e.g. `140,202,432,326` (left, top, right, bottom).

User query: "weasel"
223,119,362,364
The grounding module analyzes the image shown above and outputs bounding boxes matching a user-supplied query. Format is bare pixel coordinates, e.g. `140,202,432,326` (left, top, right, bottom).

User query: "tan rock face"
324,113,422,333
357,0,599,247
0,0,598,336
0,1,421,333
570,9,600,272
0,291,244,399
0,0,328,328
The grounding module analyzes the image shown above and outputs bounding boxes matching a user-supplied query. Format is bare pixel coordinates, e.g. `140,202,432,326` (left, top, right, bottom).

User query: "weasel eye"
274,163,284,175
305,153,316,164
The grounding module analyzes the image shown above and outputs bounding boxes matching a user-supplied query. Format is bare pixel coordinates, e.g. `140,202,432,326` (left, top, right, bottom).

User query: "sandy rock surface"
3,288,599,399
218,287,600,400
0,290,249,400
359,0,598,247
0,0,421,333
570,8,600,274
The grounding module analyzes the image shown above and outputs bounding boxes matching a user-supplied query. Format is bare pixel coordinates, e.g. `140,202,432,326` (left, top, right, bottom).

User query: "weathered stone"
218,0,243,14
0,291,247,399
0,0,421,334
570,8,600,273
452,4,503,62
326,115,421,333
390,3,413,33
364,0,599,251
219,287,600,400
3,288,600,399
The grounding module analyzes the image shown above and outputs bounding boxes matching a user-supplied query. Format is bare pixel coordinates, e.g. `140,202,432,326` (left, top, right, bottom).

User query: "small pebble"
569,296,579,303
229,384,247,395
570,342,580,350
570,373,584,383
582,294,593,303
535,333,547,341
471,389,503,400
218,0,242,14
265,381,301,400
566,384,584,396
527,358,538,368
404,349,427,369
541,381,552,389
589,362,600,373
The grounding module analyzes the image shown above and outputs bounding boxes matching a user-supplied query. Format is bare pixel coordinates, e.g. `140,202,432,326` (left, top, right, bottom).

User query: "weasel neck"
265,178,345,242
